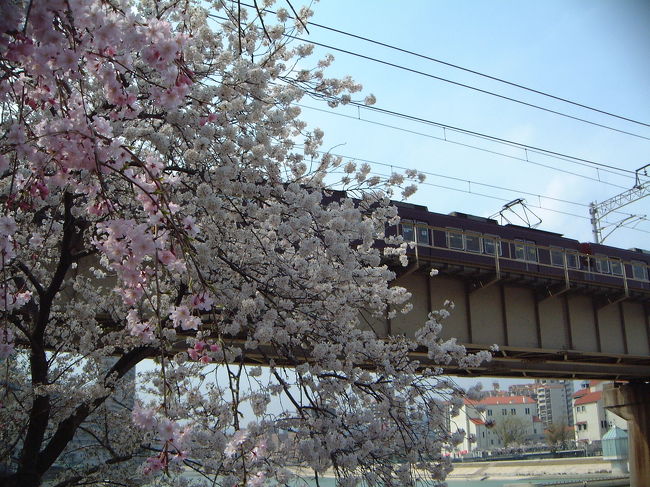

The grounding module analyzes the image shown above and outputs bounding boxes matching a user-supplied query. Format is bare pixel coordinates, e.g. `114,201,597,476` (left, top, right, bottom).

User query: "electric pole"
589,164,649,244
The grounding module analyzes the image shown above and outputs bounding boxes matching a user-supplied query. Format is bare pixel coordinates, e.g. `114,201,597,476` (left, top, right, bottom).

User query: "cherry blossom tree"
0,1,490,486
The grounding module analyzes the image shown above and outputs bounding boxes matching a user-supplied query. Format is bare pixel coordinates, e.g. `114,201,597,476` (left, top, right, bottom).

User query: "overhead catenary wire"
325,99,639,176
353,170,650,236
310,147,619,212
235,1,650,130
213,8,650,141
306,145,644,221
304,21,650,129
297,102,633,189
209,8,650,241
282,34,650,142
212,9,643,178
341,169,650,235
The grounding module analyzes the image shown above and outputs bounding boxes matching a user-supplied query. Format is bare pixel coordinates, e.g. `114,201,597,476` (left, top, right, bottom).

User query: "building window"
487,409,492,416
632,261,649,281
525,408,530,415
501,409,507,415
511,408,516,415
601,420,608,429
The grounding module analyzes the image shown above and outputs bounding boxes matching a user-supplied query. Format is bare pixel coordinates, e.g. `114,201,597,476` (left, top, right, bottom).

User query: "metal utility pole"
589,164,649,244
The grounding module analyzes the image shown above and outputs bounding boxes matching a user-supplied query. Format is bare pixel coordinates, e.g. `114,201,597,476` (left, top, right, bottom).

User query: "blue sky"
297,0,650,252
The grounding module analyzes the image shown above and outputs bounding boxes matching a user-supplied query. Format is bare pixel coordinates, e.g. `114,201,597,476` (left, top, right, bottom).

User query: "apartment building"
508,379,574,428
450,395,543,453
573,380,627,445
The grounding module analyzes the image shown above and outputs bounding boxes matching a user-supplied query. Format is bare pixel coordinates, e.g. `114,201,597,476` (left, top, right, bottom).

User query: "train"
392,201,650,297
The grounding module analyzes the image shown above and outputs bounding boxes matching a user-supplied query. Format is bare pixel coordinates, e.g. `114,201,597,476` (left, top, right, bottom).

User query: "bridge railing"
399,222,650,294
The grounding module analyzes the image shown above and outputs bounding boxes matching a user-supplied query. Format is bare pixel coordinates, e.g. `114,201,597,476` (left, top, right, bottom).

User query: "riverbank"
290,456,617,482
448,456,615,480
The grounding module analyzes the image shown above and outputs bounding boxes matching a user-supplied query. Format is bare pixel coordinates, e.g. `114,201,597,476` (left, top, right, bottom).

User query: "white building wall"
574,401,606,443
450,397,540,453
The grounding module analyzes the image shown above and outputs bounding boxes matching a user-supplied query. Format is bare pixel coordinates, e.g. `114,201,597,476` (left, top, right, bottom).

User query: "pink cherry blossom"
0,1,477,485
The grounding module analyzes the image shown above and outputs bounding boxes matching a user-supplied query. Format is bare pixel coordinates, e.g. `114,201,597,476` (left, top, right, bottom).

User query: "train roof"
503,223,564,238
448,211,498,225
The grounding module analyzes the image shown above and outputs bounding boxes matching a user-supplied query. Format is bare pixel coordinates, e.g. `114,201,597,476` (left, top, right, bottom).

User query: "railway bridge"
371,216,650,486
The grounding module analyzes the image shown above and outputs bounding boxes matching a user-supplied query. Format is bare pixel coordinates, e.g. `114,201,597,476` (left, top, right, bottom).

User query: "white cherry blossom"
0,1,484,486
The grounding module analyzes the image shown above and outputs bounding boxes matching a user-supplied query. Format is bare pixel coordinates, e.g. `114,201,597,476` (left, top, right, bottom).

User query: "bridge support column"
603,382,650,487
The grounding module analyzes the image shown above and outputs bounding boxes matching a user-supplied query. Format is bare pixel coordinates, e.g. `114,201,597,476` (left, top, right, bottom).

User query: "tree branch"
35,345,156,475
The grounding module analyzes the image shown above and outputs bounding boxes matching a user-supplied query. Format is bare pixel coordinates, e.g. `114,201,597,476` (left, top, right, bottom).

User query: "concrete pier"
603,382,650,487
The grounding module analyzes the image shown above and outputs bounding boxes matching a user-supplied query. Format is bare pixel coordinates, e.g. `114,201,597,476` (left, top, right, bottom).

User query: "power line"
353,170,650,236
311,98,637,176
305,146,641,219
211,10,645,177
208,10,648,234
297,103,633,189
213,8,650,140
304,21,650,129
234,2,650,129
283,34,650,142
326,152,593,209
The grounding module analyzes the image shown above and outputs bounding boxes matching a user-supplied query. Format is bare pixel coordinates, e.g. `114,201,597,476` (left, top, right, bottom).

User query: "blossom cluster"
0,1,485,486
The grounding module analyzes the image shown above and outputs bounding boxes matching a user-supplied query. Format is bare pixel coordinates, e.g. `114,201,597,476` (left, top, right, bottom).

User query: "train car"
393,201,650,299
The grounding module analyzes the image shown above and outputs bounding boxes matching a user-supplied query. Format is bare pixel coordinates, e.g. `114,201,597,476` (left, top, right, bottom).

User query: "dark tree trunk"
1,471,42,487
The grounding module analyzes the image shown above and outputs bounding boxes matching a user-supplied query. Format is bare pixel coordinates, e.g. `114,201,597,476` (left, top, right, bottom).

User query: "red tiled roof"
469,418,485,425
573,388,589,398
464,395,536,406
574,391,602,406
475,395,535,405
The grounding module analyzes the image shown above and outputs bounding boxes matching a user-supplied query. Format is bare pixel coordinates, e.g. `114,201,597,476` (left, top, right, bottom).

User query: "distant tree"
493,416,528,448
545,420,573,450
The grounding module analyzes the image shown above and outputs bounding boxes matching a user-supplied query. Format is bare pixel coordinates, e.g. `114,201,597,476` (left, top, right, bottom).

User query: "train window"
526,244,538,263
515,240,538,262
550,247,564,267
566,252,579,269
447,228,464,250
632,261,649,281
514,241,526,261
416,224,430,245
402,222,415,242
595,255,610,274
483,235,502,256
465,233,482,253
610,259,623,276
